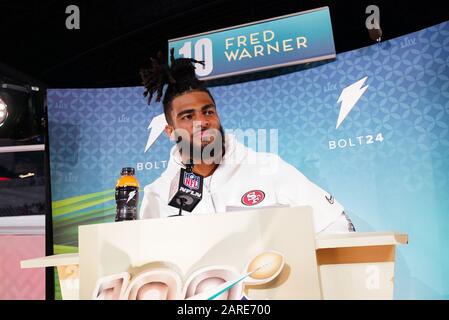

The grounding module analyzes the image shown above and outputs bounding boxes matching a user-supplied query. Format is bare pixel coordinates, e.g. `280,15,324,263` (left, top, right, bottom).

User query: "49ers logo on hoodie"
241,190,265,206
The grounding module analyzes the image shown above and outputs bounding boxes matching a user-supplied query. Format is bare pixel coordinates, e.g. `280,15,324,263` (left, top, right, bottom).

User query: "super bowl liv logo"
328,76,384,150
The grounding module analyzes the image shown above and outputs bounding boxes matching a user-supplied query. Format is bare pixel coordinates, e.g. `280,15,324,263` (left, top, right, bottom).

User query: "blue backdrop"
48,21,449,299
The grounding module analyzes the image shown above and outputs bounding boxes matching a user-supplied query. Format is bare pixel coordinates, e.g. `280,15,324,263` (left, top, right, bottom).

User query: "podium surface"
22,206,408,300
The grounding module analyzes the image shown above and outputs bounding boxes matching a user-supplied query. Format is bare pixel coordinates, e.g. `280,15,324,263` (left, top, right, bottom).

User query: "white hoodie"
140,134,354,234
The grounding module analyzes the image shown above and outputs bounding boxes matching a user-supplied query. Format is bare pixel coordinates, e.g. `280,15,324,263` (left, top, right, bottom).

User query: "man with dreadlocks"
139,49,355,234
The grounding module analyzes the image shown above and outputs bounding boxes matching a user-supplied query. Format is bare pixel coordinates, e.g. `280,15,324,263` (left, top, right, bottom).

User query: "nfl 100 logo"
183,172,200,190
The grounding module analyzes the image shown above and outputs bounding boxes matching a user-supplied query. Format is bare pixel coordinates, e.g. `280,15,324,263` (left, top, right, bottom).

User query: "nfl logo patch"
183,172,200,190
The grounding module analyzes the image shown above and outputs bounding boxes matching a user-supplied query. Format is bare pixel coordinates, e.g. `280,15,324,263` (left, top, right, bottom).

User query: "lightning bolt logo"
336,76,369,129
126,190,136,204
144,113,167,153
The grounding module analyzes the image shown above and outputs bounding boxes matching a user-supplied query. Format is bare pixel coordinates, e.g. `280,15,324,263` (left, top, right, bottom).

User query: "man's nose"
195,114,210,128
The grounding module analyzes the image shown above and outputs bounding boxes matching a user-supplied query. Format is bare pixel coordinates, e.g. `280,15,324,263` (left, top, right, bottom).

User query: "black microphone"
168,163,203,216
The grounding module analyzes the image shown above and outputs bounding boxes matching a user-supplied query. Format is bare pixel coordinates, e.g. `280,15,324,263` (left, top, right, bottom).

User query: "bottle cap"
121,167,135,175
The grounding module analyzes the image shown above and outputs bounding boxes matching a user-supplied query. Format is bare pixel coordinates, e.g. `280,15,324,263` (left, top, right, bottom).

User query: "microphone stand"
170,160,194,217
178,197,187,216
177,160,194,216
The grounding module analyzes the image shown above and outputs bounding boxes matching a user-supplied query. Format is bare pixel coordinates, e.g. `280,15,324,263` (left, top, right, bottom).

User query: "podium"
22,206,408,300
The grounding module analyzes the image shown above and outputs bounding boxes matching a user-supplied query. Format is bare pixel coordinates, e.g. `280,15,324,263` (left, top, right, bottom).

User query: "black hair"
140,48,214,124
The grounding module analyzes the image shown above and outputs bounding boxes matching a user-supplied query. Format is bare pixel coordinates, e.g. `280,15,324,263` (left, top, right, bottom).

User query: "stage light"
0,97,8,127
0,83,45,142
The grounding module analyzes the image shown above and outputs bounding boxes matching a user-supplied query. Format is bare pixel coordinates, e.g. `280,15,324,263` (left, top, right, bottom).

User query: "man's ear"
164,125,175,141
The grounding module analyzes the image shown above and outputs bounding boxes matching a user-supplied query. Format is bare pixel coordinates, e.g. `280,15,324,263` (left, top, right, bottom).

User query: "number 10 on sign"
178,38,214,77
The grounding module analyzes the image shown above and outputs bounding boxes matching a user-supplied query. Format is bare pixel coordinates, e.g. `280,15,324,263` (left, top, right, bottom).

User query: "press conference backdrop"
48,21,449,299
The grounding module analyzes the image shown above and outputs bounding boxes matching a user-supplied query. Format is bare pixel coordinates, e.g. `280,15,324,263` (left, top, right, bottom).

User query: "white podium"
22,206,408,300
